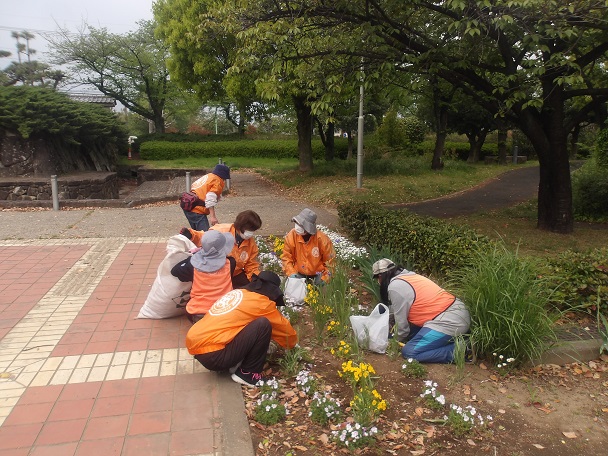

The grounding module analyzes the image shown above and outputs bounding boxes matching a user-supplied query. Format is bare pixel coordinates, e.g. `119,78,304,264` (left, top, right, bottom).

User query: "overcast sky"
1,0,154,68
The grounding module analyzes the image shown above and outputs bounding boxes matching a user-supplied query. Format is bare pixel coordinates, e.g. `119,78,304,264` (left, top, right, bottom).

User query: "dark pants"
194,317,272,373
184,210,209,231
232,272,250,289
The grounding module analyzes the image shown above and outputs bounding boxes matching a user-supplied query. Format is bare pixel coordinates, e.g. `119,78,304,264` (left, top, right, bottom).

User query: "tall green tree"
49,21,174,133
230,0,608,233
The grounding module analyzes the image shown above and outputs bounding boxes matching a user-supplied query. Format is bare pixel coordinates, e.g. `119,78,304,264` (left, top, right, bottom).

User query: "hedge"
414,141,499,161
140,138,350,160
338,201,490,278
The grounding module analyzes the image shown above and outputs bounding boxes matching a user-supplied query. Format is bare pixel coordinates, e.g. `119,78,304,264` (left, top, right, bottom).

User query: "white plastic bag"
349,303,390,353
284,277,307,305
137,234,196,319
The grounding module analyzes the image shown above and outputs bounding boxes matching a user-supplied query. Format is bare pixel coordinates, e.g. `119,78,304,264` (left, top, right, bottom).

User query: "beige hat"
292,208,317,234
372,258,396,277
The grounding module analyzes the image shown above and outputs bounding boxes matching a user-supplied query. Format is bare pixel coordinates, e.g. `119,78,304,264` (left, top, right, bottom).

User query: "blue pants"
402,326,455,364
184,210,209,231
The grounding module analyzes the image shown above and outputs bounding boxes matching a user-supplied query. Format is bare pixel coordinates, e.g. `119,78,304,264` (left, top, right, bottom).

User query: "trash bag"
284,277,307,305
137,234,196,319
349,303,390,353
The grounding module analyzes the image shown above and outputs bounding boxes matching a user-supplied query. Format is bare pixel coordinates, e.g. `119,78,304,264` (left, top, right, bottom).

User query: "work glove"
180,227,192,239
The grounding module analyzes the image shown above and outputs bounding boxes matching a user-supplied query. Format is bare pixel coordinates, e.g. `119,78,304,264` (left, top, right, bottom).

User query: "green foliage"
539,249,608,314
402,116,426,144
140,138,349,160
277,345,312,377
400,358,427,379
0,86,126,170
451,243,556,365
416,140,499,161
572,162,608,220
594,128,608,168
338,201,489,278
376,109,406,149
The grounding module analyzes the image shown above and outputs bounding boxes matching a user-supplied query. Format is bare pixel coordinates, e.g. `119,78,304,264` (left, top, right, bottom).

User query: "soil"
241,287,608,456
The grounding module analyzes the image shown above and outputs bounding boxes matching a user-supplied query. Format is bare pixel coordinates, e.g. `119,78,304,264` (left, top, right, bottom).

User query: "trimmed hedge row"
414,140,499,161
140,138,350,160
338,201,490,277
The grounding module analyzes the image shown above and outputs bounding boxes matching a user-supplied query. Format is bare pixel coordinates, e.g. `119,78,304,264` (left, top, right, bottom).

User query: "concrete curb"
216,372,255,456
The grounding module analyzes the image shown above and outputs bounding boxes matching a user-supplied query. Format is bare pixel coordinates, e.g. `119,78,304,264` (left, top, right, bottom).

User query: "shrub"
572,162,608,220
451,243,556,365
539,248,608,314
338,201,489,278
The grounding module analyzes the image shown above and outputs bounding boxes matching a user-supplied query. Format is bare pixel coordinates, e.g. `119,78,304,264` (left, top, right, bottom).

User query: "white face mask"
294,224,306,235
241,230,255,239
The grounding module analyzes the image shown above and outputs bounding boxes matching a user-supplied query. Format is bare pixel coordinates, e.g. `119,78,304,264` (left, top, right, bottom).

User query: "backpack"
179,191,201,211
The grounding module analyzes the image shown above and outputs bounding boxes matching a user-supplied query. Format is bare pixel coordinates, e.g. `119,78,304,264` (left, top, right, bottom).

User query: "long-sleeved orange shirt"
186,224,260,280
189,173,225,215
186,289,297,355
281,229,335,282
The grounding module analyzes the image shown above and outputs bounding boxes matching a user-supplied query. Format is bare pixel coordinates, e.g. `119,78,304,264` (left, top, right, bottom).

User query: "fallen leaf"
498,387,507,394
415,407,424,416
290,396,299,404
410,450,425,455
562,431,577,439
602,408,608,413
532,444,545,449
463,384,471,395
480,363,488,370
498,409,506,414
467,438,476,446
294,445,308,451
425,425,435,438
489,374,499,382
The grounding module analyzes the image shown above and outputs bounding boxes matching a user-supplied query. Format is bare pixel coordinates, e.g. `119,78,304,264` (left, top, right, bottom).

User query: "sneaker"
228,361,242,374
231,368,263,388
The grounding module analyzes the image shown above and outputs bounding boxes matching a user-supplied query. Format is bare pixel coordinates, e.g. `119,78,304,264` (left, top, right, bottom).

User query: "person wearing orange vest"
180,210,262,288
372,258,470,363
281,208,335,284
183,164,230,231
185,230,234,323
186,271,297,387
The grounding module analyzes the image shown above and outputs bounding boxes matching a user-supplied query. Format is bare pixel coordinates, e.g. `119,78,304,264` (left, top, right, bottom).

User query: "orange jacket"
189,173,225,215
186,261,233,316
187,224,260,280
281,229,335,282
186,289,298,355
395,273,456,326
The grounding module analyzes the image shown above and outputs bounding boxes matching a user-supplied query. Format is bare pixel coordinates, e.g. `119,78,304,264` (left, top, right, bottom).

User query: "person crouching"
186,271,297,387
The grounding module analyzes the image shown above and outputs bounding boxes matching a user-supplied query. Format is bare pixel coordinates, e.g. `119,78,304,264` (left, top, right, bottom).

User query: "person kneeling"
373,258,470,364
185,271,297,387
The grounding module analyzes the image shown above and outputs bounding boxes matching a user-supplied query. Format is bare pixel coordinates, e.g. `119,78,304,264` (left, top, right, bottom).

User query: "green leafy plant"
350,387,387,427
278,345,312,377
253,378,286,425
452,242,556,365
309,392,343,425
400,358,427,379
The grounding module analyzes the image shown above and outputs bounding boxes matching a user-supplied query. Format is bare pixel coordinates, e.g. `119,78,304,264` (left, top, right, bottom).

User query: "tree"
154,0,265,136
229,0,608,233
49,21,174,133
1,32,65,88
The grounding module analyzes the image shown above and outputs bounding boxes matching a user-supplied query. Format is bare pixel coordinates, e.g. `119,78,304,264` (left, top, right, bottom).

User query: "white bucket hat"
372,258,396,277
191,230,235,273
292,208,317,235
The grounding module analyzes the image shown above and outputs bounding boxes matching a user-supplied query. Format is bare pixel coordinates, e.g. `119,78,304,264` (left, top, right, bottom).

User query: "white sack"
284,277,307,305
137,234,196,319
350,303,390,353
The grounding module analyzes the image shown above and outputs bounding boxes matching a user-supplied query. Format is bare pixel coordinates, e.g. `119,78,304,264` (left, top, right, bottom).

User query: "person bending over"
372,258,470,363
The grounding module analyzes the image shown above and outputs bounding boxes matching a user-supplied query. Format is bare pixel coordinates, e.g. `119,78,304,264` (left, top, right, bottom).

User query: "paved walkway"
0,172,339,456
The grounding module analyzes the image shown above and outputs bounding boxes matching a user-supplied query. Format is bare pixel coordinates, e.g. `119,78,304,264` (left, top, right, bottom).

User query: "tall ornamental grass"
452,243,556,366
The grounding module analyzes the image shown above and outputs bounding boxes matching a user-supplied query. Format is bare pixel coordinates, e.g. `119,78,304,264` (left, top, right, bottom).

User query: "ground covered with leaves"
242,307,608,455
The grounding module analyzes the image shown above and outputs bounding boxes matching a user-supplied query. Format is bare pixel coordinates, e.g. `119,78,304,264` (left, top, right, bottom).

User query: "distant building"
68,93,116,109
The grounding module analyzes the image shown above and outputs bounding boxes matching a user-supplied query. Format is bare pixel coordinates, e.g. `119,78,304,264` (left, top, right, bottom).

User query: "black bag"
179,191,202,211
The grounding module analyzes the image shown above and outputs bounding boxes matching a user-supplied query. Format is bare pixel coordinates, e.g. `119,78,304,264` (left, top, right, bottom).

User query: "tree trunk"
466,130,487,163
293,95,313,172
347,131,353,159
496,120,508,164
325,122,335,161
569,125,579,159
153,111,165,134
519,81,573,233
432,106,447,170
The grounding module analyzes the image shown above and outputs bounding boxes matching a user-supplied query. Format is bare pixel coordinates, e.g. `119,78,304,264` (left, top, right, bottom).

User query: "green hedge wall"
338,201,490,277
140,138,350,160
415,141,499,160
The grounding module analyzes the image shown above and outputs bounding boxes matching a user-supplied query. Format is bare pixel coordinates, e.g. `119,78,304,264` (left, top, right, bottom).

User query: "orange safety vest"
281,229,335,282
186,261,233,316
189,173,225,215
186,289,297,355
394,273,455,326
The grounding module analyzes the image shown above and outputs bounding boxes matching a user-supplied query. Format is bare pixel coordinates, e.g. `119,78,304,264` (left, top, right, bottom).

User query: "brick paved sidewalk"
0,238,252,456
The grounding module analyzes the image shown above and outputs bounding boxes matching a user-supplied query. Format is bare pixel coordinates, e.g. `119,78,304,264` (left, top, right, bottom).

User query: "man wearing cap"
281,208,336,284
180,210,262,288
186,271,298,387
184,230,235,323
183,164,231,231
372,258,470,363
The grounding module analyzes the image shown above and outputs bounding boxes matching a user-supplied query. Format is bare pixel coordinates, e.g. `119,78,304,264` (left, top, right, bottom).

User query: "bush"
572,163,608,220
539,248,608,314
338,201,489,278
139,138,349,161
451,243,556,365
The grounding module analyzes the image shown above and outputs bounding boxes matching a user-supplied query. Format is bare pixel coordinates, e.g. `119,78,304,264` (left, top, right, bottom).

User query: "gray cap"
292,208,317,234
372,258,396,277
191,230,235,273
